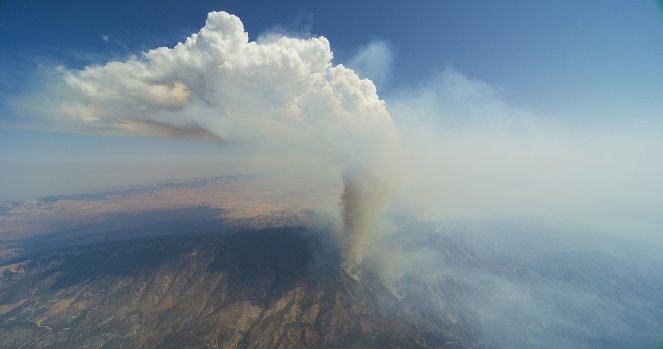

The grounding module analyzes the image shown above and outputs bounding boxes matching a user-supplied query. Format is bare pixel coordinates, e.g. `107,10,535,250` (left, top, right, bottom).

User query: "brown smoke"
340,166,390,279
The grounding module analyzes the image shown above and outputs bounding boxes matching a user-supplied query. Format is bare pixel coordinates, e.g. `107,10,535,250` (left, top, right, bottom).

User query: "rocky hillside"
0,228,478,349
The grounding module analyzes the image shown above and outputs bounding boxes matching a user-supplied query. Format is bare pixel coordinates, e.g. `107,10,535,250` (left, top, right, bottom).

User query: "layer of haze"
386,69,663,245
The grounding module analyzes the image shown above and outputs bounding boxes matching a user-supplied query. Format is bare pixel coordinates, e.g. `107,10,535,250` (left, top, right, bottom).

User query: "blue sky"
1,0,663,200
2,0,662,115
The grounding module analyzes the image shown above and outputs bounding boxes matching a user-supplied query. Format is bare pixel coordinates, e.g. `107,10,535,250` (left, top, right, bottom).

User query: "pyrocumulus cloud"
18,11,403,276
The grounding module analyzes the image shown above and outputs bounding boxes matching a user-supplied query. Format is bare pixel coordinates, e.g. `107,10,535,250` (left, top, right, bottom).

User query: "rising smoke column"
340,166,392,277
19,11,401,276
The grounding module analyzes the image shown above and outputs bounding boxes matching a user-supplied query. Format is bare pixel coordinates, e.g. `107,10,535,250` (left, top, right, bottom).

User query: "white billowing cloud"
19,11,403,276
32,12,394,151
347,40,394,90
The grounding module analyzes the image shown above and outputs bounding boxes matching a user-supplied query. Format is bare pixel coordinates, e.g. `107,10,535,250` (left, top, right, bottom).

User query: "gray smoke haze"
365,221,663,348
362,67,663,347
384,68,663,244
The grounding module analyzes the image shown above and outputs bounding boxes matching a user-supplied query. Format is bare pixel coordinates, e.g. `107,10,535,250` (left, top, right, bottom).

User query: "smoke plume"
16,11,401,275
339,166,392,278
